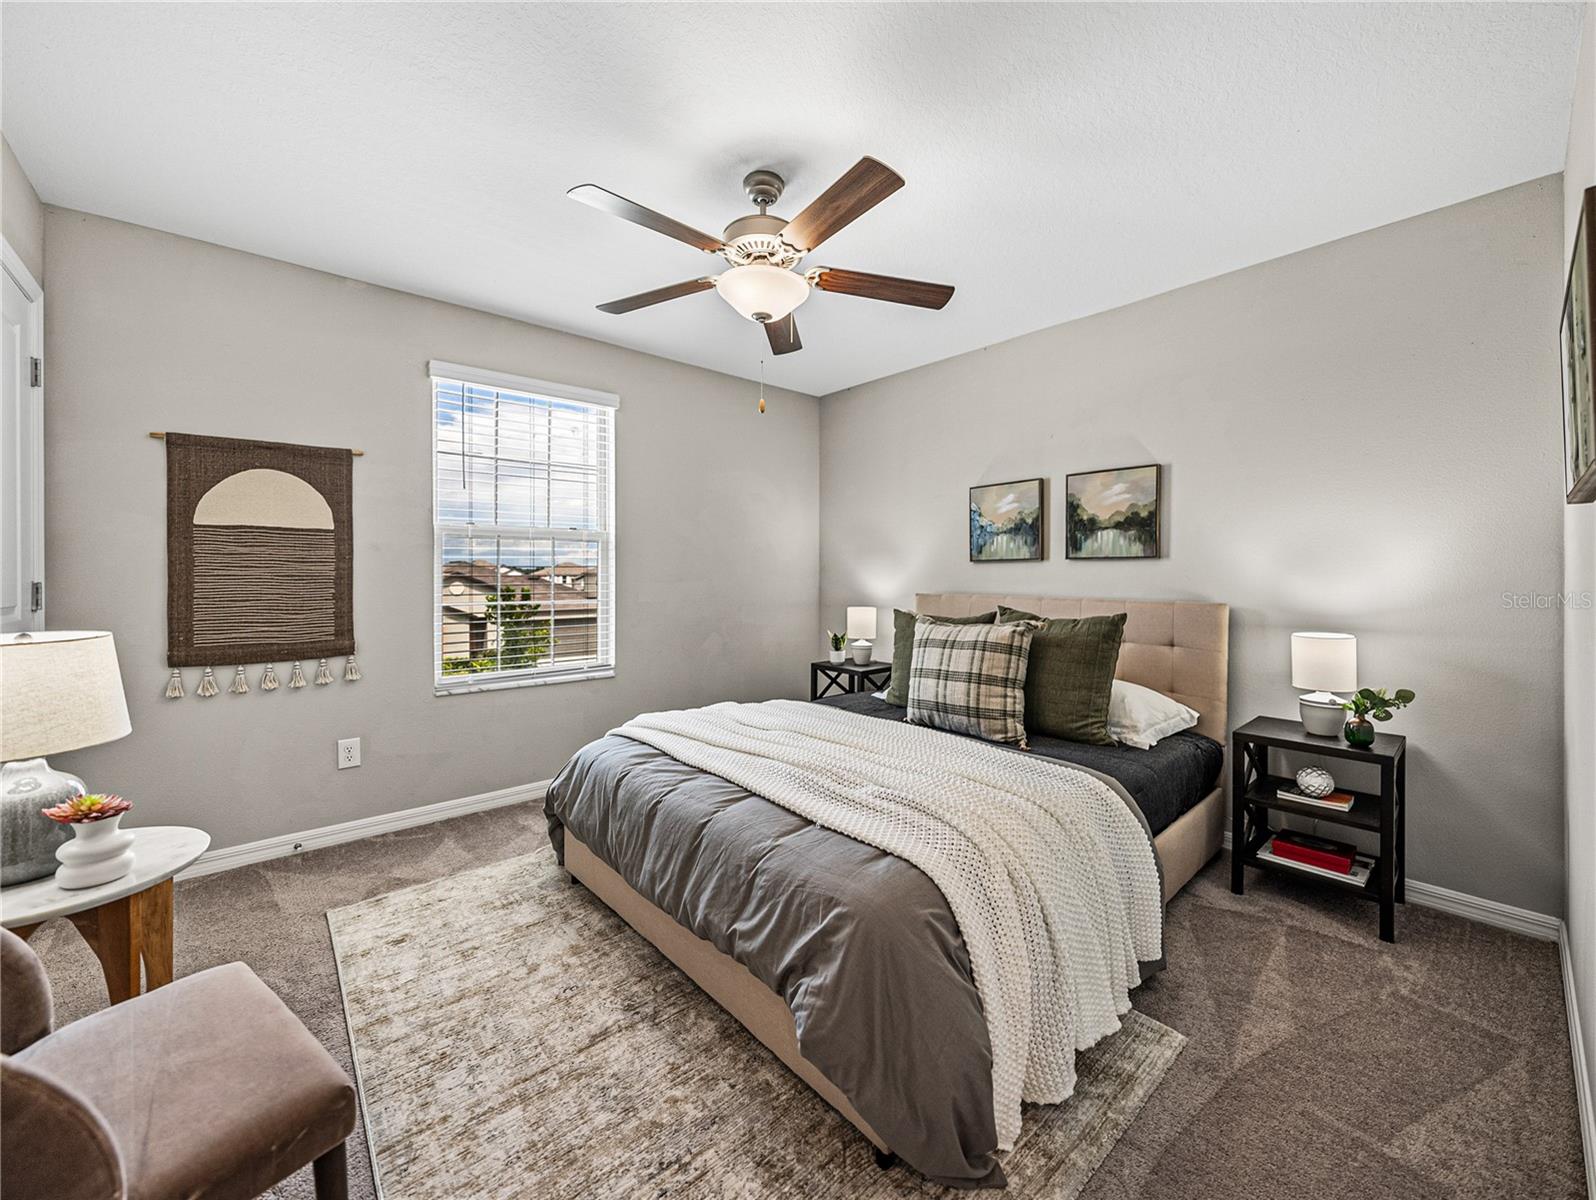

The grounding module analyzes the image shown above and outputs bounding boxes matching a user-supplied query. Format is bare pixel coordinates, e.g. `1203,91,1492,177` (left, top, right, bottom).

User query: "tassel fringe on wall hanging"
158,431,362,700
162,657,364,700
156,660,364,701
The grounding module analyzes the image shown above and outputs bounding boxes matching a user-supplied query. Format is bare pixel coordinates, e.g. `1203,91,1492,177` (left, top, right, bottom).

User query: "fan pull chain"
758,357,766,414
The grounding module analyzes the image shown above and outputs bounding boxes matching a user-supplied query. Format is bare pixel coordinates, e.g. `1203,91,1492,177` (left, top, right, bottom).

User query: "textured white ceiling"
0,3,1584,396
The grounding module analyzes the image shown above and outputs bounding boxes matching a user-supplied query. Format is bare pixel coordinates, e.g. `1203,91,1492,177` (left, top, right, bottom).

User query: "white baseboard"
1403,879,1561,940
1561,922,1596,1200
179,779,549,880
1220,831,1559,940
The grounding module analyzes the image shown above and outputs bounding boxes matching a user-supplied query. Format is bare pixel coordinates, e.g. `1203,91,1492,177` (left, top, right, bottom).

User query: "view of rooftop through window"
432,368,614,689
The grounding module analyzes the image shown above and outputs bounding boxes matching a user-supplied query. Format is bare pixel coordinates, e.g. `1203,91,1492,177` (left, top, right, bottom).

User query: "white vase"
54,815,136,890
829,649,846,664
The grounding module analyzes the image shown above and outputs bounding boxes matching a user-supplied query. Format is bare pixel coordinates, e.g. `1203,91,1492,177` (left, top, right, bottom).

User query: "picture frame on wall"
969,478,1043,561
1065,463,1161,559
1563,185,1596,504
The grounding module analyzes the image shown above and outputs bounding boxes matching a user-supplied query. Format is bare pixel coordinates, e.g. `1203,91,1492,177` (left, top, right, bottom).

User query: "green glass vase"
1343,714,1375,747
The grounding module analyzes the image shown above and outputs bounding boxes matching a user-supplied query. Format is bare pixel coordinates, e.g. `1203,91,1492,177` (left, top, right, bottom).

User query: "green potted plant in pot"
826,630,847,665
1341,687,1415,747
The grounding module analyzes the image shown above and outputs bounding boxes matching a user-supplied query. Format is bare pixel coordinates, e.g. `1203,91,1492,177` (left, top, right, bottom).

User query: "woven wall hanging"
162,432,359,697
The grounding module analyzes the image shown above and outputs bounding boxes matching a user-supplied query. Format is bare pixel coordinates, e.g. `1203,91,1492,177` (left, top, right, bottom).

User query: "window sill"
434,667,615,697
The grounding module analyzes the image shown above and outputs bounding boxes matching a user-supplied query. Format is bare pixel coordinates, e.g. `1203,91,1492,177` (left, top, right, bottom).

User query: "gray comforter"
545,716,1162,1189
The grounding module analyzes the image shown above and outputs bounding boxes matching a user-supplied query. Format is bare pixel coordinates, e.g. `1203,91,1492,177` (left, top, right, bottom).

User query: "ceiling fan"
568,157,955,356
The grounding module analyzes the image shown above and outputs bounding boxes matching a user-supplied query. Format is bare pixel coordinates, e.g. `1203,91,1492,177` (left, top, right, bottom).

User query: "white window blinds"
430,362,616,693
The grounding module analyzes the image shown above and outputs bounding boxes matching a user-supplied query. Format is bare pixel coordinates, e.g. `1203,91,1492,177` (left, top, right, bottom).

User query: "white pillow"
1108,680,1199,750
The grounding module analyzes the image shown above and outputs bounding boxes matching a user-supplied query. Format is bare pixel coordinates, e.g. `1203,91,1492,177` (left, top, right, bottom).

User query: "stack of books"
1258,831,1374,885
1276,784,1356,813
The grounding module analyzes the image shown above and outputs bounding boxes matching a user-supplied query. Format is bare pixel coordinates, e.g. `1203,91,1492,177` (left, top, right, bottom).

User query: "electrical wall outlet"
337,738,361,770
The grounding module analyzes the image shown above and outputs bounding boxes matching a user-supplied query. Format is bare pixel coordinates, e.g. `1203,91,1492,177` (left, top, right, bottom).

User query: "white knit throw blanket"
614,699,1163,1150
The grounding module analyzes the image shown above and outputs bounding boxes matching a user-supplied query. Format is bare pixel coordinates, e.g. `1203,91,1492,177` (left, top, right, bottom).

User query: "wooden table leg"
67,895,142,1005
136,879,174,990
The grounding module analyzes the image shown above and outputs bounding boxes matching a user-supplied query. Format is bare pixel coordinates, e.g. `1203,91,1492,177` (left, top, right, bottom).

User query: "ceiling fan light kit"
715,264,811,324
569,157,955,356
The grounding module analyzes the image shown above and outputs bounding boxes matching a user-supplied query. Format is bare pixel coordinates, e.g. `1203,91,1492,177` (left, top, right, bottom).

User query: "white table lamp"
1,632,133,885
846,607,877,666
1291,631,1356,736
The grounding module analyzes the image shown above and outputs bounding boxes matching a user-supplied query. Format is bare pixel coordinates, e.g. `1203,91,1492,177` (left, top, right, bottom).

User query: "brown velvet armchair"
0,928,356,1200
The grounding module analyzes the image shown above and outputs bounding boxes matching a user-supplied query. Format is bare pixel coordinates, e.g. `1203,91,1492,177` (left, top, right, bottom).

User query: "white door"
1,245,43,633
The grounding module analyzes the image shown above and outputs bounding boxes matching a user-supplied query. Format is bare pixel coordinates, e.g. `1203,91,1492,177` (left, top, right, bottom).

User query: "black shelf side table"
1230,715,1407,942
810,659,892,701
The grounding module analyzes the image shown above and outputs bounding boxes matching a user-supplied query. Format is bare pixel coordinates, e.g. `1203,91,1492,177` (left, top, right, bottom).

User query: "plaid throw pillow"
906,616,1040,747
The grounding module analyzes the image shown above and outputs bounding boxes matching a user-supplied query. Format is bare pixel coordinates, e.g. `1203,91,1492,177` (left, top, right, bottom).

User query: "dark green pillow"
997,606,1126,745
884,608,996,705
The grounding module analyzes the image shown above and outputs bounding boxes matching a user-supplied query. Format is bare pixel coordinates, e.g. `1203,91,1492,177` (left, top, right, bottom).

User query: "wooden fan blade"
765,313,802,355
568,184,724,253
780,158,904,253
597,278,716,314
810,268,954,310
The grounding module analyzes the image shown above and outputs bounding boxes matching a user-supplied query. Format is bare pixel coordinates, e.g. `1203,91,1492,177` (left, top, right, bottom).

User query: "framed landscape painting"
969,478,1043,561
1564,185,1596,504
1066,464,1160,559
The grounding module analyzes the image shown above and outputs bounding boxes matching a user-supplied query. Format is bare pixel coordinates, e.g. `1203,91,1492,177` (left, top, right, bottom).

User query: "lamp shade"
715,265,810,323
0,632,132,761
1290,632,1357,693
846,607,877,641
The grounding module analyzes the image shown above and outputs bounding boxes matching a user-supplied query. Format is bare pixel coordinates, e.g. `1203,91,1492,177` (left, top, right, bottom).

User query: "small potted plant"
41,794,137,890
826,630,847,665
1341,687,1415,747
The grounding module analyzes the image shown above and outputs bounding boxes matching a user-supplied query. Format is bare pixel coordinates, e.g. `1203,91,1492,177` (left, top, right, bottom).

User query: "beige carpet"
24,805,1586,1198
327,849,1185,1199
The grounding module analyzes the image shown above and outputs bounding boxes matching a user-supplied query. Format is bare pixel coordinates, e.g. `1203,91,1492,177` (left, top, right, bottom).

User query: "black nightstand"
810,659,892,701
1230,716,1407,942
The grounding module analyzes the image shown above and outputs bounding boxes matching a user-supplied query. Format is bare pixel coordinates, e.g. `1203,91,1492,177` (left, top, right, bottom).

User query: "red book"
1270,832,1357,874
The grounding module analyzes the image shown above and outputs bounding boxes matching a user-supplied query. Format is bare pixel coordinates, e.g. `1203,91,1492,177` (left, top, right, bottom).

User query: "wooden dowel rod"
147,432,364,456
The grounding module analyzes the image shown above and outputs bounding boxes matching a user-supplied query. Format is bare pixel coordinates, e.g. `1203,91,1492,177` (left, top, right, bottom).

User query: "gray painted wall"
1562,0,1595,1138
43,208,819,850
2,133,43,283
819,175,1567,916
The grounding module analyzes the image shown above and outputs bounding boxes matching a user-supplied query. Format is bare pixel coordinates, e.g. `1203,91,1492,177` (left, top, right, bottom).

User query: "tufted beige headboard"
915,593,1230,744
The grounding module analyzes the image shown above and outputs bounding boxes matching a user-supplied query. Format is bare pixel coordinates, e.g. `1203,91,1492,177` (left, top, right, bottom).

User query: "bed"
546,593,1228,1187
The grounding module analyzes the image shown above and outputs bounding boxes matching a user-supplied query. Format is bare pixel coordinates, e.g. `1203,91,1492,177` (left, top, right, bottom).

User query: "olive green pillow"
996,606,1127,745
884,608,996,706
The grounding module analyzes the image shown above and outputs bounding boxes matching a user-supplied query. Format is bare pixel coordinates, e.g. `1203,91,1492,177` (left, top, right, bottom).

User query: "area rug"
327,849,1185,1199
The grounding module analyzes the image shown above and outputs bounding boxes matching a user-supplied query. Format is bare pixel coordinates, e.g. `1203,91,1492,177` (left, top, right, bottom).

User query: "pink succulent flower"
41,794,133,824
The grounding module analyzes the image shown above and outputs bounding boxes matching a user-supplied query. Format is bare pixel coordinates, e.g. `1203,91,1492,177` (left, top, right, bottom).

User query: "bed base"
562,784,1224,1159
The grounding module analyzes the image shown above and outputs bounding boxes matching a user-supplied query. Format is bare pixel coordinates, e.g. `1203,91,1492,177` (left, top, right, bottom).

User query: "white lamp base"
1298,693,1346,737
850,640,873,665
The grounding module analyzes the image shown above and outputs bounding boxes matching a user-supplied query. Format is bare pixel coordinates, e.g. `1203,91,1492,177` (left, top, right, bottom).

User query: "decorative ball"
1296,767,1335,798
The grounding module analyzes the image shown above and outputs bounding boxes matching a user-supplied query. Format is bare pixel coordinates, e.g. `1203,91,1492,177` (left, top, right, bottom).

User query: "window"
431,361,616,694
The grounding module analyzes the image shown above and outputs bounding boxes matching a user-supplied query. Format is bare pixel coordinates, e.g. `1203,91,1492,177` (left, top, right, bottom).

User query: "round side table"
0,825,210,1005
